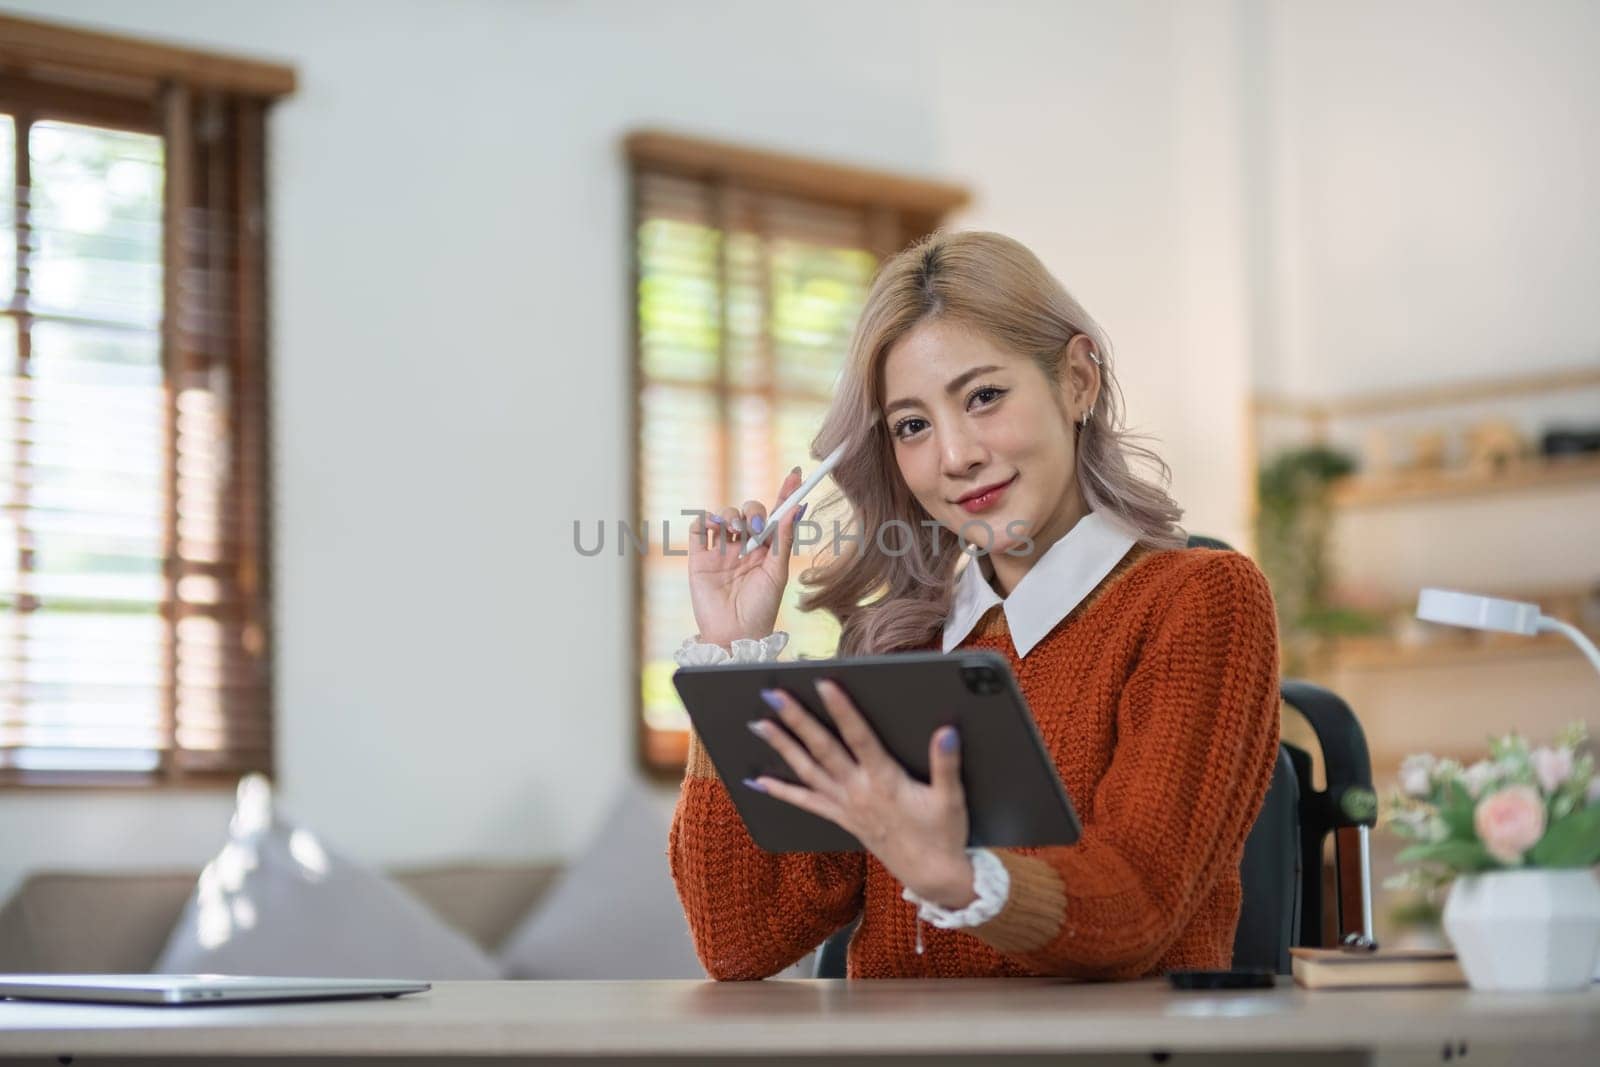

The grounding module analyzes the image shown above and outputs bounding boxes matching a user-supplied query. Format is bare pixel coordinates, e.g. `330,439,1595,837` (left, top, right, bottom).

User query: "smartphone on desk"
1167,968,1276,990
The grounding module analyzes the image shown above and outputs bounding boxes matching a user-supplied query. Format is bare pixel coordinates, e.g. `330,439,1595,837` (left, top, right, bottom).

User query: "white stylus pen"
738,438,849,558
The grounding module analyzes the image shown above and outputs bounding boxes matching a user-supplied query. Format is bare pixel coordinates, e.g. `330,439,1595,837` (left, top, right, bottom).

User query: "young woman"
670,231,1280,981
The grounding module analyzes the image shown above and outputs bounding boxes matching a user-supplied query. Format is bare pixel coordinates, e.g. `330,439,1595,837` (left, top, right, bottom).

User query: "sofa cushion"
0,863,563,974
499,778,706,979
0,870,195,974
392,863,563,952
496,779,815,980
154,775,500,980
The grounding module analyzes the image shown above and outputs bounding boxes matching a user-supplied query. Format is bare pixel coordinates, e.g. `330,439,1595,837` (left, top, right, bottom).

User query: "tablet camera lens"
961,666,1001,696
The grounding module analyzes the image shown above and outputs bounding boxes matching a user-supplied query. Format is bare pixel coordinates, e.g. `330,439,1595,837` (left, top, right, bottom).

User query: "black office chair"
1234,679,1378,972
813,536,1377,979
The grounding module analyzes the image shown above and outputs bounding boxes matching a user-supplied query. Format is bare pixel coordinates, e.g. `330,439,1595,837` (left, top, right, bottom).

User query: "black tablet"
672,650,1082,853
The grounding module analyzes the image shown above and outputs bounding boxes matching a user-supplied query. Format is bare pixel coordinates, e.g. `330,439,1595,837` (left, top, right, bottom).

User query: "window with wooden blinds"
0,15,294,786
626,131,967,773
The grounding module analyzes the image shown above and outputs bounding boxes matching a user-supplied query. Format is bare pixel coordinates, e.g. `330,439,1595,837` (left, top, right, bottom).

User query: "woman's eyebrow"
883,364,1005,417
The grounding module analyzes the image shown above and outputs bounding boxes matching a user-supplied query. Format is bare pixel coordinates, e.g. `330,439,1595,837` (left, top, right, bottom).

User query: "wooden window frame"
0,14,294,788
626,129,968,779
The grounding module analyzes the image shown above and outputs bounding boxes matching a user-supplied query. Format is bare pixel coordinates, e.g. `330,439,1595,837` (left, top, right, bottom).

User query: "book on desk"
1290,947,1467,990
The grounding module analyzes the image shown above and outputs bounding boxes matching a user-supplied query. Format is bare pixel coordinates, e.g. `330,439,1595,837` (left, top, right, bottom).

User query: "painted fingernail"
795,503,808,523
939,728,960,753
707,514,724,525
759,690,783,711
750,514,765,534
742,777,768,793
790,465,802,477
747,719,769,737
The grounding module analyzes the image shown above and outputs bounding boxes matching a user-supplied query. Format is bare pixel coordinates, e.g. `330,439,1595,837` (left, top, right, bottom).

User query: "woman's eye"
892,389,1003,441
892,417,928,440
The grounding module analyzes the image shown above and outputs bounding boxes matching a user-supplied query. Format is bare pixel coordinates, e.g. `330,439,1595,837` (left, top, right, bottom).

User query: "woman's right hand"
687,467,808,650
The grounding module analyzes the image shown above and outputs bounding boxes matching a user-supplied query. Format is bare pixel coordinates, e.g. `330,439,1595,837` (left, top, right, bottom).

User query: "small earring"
1080,408,1092,429
1086,349,1102,366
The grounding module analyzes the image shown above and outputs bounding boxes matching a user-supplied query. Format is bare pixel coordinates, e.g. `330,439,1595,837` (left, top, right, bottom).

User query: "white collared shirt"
941,510,1139,658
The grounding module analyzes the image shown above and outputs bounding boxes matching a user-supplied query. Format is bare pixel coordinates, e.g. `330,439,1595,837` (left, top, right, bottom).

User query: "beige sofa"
0,863,562,974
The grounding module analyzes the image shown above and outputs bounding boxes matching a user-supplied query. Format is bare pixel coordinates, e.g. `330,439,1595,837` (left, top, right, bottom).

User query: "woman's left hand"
745,679,977,909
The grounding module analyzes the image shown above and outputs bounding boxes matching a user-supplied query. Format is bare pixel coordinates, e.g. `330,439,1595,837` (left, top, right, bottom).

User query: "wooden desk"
1,977,1596,1065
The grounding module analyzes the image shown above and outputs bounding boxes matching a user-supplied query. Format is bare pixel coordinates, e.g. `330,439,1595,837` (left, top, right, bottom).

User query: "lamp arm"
1535,615,1600,679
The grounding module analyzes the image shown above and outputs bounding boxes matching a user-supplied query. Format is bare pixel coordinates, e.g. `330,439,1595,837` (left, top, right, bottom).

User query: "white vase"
1442,868,1600,991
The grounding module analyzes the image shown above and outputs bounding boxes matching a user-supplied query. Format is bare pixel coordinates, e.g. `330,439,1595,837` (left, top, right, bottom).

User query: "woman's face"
880,318,1099,567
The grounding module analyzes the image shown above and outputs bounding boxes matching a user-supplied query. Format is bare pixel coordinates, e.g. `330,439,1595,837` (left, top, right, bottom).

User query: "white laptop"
0,974,430,1006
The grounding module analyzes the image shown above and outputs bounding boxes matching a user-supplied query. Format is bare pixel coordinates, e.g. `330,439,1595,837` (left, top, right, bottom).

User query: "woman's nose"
939,425,987,478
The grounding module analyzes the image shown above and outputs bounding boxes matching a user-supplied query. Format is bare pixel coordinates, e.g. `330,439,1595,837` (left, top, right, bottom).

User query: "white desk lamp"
1418,587,1600,982
1415,588,1600,678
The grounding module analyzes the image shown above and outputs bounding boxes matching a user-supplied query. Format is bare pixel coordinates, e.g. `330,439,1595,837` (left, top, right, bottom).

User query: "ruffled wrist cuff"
673,631,789,668
901,847,1010,929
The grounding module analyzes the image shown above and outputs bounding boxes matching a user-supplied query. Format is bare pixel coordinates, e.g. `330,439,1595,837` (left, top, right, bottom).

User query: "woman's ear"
1057,334,1102,421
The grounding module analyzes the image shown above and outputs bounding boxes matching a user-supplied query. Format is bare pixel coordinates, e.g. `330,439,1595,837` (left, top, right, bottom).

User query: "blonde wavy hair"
795,230,1185,655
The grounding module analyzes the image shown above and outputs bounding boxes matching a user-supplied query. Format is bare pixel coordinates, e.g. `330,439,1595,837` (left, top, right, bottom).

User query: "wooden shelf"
1319,631,1596,673
1253,365,1600,420
1328,452,1600,508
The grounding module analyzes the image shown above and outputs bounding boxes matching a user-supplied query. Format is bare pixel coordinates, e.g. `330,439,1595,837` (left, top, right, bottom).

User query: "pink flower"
1474,784,1547,865
1531,747,1573,794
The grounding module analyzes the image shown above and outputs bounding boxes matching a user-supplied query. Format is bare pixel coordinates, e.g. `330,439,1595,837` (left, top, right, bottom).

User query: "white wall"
2,0,1594,901
1251,0,1600,396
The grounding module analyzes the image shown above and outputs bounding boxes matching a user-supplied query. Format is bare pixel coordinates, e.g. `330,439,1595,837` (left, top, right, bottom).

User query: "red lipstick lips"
955,475,1016,514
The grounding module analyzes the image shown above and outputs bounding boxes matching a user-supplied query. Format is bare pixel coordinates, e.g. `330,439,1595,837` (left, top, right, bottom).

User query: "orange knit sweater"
668,546,1281,981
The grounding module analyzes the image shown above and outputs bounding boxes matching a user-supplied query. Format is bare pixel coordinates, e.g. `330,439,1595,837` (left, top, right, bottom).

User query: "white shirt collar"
941,511,1138,658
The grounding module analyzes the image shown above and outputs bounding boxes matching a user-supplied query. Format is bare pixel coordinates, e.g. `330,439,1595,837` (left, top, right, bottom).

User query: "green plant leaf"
1397,839,1495,871
1551,792,1578,821
1556,721,1590,750
1298,607,1385,636
1529,807,1600,867
1437,780,1477,839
